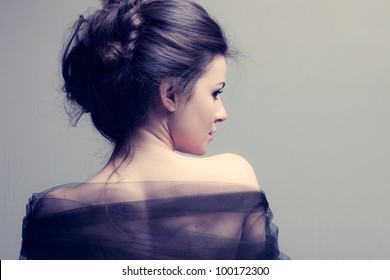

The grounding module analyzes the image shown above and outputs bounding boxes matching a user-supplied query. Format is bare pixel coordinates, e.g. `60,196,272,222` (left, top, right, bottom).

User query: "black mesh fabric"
20,182,288,260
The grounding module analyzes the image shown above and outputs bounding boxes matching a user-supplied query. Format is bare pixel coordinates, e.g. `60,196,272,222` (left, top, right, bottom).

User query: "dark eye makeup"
212,89,224,99
212,82,225,99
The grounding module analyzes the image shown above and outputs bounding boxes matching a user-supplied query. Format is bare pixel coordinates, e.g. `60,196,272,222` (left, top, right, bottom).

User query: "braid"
90,0,145,67
117,1,144,61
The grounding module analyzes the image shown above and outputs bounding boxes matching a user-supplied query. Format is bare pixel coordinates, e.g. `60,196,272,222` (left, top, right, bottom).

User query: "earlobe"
159,81,177,112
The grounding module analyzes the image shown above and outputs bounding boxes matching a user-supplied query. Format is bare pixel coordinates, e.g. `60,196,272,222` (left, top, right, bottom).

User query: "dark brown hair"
62,0,229,157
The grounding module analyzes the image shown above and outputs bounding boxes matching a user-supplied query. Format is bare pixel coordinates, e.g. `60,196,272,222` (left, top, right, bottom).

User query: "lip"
208,129,216,140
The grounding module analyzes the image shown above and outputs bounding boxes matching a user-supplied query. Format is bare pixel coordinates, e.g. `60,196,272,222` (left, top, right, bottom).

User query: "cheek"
196,99,216,123
170,117,210,155
168,97,215,154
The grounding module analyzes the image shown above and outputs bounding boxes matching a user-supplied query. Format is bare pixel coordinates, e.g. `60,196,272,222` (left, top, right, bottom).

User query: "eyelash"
212,89,224,100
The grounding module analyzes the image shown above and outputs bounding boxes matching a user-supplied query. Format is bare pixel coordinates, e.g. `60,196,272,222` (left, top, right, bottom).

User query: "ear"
158,80,178,112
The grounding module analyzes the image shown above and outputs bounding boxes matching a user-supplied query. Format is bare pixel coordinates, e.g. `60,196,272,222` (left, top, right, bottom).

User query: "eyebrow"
216,82,226,89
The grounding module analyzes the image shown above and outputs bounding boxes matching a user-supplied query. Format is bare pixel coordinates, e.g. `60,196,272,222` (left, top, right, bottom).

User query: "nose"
215,99,227,122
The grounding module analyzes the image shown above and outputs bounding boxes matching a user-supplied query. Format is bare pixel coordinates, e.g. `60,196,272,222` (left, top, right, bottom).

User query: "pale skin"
50,55,259,202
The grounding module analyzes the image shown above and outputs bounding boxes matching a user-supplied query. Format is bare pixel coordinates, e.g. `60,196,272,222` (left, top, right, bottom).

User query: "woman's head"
62,0,230,156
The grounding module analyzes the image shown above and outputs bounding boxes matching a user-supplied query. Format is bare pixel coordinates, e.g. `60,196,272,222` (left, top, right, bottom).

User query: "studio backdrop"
1,0,389,259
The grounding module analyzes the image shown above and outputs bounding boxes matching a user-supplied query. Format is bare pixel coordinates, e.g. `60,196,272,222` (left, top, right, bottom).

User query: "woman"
20,0,286,259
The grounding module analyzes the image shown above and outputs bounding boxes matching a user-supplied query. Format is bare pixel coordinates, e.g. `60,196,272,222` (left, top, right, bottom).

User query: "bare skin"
50,56,259,203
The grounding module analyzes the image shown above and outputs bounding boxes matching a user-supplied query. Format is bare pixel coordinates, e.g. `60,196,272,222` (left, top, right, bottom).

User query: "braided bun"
93,0,144,67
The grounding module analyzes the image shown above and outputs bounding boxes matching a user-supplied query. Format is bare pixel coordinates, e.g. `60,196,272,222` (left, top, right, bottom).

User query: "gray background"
1,0,389,259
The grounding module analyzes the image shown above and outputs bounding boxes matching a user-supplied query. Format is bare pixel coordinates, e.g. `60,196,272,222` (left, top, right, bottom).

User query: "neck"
134,127,175,154
108,119,176,165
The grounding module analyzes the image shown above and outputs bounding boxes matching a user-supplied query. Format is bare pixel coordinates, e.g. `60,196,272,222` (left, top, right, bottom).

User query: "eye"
212,89,224,100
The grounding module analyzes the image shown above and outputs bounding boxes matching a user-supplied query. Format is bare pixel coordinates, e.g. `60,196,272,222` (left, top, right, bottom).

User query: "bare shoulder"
200,153,259,189
43,183,97,203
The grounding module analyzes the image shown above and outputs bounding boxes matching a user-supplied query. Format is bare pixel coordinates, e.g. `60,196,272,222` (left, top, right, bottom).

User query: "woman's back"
21,181,281,260
47,150,260,211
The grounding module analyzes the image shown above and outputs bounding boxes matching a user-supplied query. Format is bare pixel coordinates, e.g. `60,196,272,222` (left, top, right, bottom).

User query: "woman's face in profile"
169,55,228,155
